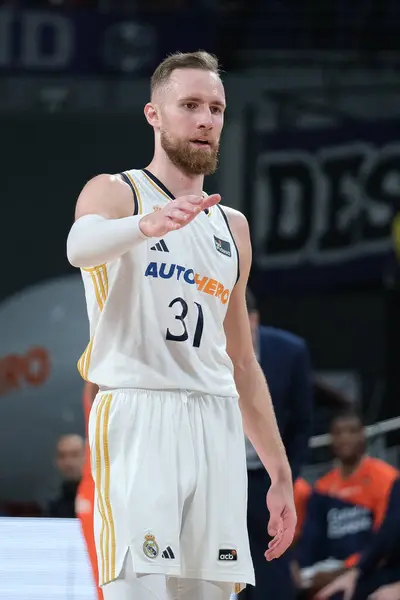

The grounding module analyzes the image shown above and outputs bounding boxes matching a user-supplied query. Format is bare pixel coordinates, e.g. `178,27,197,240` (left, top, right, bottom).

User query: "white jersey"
78,168,239,397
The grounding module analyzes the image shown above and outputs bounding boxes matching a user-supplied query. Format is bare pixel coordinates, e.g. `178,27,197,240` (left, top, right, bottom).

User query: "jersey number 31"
166,297,204,348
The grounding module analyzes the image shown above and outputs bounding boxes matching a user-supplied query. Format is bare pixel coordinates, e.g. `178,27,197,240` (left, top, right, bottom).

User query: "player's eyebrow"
180,96,226,109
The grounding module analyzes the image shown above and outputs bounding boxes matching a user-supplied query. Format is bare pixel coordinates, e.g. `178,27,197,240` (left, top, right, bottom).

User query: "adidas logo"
150,239,169,252
162,546,175,559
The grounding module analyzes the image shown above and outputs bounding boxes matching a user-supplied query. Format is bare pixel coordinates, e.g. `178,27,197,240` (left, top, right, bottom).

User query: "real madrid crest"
153,205,162,212
143,533,159,559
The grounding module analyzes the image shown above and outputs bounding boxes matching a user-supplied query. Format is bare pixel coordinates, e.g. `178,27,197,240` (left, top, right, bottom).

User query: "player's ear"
144,103,160,129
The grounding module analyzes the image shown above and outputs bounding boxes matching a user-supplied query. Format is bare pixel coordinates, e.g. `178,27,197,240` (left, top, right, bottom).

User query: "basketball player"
66,51,296,600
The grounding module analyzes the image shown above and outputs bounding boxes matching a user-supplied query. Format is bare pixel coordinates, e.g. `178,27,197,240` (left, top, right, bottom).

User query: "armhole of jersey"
216,205,240,285
120,172,139,216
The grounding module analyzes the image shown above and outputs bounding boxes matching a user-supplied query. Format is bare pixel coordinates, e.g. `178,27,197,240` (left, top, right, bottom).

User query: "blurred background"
1,0,400,599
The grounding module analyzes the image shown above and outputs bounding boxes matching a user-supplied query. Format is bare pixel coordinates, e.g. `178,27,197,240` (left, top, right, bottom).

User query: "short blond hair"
151,50,221,97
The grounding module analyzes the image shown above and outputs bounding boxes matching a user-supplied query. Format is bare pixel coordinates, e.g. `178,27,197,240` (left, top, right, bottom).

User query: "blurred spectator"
244,288,313,600
76,382,103,600
296,409,400,598
47,434,85,518
317,477,400,600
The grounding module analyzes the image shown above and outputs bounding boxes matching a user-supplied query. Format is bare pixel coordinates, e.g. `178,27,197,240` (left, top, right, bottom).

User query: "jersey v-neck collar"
142,168,209,215
142,169,175,200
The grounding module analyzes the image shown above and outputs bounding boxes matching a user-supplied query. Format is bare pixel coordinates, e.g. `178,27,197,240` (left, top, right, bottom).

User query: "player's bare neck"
145,159,204,199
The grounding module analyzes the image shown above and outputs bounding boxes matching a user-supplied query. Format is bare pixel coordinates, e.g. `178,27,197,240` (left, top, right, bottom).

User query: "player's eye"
211,106,222,114
184,103,197,110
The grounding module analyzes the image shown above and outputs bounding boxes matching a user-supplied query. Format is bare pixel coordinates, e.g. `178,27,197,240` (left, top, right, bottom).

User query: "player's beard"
160,130,219,176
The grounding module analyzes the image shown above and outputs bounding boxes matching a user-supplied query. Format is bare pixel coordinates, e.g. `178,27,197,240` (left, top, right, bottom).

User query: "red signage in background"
0,347,51,396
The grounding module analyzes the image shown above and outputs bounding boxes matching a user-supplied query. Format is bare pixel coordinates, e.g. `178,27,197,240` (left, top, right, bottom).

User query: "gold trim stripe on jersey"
82,264,109,311
77,337,94,381
93,393,116,585
77,265,109,380
125,171,143,214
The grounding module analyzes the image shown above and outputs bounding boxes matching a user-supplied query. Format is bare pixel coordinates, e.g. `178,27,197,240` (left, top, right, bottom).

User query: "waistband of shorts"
97,387,239,401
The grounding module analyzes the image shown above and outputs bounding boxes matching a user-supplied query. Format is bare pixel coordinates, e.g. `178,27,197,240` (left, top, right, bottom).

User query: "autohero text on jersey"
144,261,231,304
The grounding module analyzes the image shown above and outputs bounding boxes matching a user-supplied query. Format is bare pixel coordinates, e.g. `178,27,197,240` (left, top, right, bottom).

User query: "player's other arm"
67,174,221,269
223,207,296,558
223,207,291,483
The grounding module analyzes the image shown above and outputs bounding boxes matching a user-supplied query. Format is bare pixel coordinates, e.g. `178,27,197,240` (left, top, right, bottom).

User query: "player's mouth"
190,139,211,148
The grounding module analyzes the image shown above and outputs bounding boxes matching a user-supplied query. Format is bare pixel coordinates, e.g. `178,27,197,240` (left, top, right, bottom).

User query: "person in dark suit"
244,288,313,600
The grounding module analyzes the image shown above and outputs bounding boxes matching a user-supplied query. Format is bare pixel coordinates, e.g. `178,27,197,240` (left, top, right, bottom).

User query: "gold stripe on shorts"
94,393,116,585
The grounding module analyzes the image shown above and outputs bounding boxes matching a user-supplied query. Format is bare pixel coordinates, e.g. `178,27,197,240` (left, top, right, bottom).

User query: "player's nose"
196,108,213,129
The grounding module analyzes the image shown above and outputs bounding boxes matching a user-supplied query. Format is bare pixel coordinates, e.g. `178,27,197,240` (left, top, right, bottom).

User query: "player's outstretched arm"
67,174,220,269
222,206,296,560
67,174,149,268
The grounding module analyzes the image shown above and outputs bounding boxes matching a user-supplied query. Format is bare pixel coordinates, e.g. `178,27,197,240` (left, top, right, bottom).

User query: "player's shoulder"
218,205,250,240
82,172,128,193
75,173,134,220
218,204,247,224
81,173,129,194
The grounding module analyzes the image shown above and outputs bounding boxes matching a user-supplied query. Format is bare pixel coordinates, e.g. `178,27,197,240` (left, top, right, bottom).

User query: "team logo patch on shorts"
218,548,237,561
143,533,159,559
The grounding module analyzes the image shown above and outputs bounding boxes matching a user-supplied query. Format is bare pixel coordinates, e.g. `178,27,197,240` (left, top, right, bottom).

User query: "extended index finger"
201,193,221,210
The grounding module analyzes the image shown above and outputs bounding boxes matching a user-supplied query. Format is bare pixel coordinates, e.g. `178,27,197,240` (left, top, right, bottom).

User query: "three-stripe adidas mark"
150,239,169,252
162,546,175,559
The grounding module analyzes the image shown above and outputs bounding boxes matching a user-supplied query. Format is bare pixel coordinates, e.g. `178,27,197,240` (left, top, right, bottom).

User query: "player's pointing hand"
139,194,221,238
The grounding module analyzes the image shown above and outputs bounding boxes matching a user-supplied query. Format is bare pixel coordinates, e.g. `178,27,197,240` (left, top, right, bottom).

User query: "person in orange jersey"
295,409,400,599
75,382,103,600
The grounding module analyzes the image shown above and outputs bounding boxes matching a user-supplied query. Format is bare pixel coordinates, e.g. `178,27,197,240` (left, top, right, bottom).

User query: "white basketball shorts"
88,389,255,592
